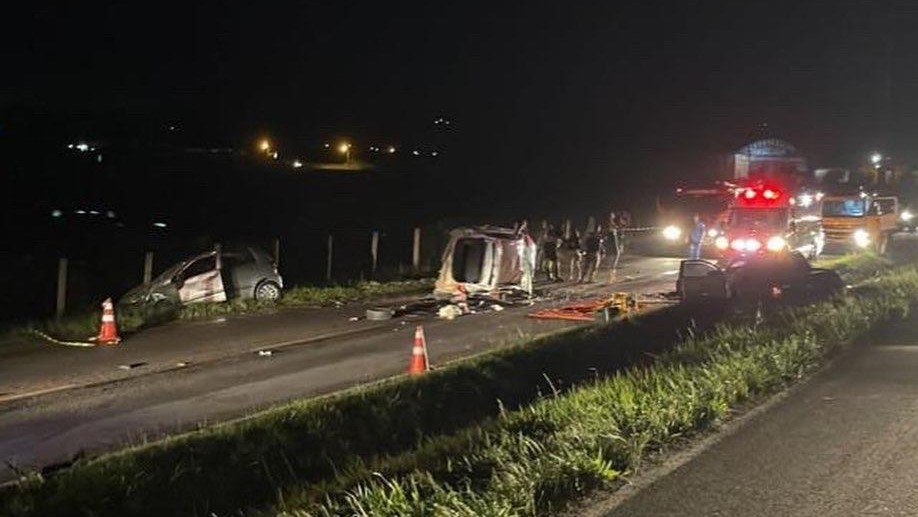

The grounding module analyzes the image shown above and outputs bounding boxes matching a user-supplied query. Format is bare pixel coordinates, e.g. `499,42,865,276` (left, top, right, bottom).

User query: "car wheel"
254,281,281,302
366,307,394,320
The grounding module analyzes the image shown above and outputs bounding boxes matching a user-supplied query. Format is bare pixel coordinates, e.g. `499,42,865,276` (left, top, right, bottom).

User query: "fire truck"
714,180,825,261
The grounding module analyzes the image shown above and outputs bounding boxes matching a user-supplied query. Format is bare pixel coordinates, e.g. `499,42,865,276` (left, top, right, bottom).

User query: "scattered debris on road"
365,307,394,320
438,304,466,320
527,292,642,322
117,362,147,370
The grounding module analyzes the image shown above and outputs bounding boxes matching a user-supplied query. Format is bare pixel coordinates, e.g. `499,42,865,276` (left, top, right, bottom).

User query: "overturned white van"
434,226,536,300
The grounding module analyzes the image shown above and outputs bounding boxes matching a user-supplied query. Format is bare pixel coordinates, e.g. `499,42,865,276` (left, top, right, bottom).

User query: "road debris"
527,292,642,322
117,362,147,370
365,307,394,321
438,304,465,320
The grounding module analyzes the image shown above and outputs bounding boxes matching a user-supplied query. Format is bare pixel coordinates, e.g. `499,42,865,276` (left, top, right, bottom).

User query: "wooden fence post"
326,234,334,282
56,257,68,318
412,227,421,271
143,251,154,284
370,230,380,275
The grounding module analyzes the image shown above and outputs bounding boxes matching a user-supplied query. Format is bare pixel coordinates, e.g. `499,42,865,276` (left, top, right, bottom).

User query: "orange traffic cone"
408,325,429,374
94,298,121,345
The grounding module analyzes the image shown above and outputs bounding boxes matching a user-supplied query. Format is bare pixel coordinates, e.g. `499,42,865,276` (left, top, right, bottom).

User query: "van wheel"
254,281,281,302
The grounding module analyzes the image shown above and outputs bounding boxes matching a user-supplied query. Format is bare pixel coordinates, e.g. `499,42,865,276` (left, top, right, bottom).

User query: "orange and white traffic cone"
94,298,121,345
407,325,429,374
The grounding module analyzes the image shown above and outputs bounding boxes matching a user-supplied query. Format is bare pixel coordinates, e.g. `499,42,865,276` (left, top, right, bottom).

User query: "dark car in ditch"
677,251,843,306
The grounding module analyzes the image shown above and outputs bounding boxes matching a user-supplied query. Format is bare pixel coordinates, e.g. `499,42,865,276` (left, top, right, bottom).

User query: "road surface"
0,255,680,481
600,315,918,517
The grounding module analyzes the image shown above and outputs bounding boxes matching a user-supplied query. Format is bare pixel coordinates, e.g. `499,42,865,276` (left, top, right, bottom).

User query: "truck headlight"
662,225,682,241
766,236,787,252
853,229,871,248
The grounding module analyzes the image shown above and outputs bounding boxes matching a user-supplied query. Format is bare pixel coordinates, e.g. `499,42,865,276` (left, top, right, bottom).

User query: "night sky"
4,1,918,200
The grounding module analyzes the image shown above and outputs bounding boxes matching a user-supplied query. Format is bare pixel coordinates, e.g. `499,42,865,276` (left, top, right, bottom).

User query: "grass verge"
22,279,433,342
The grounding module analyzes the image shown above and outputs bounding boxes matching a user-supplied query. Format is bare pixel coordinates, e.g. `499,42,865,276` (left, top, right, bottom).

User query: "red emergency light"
735,184,783,206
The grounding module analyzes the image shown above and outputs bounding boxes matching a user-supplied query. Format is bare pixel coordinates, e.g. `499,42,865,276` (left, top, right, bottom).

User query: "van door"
175,253,227,304
677,260,728,302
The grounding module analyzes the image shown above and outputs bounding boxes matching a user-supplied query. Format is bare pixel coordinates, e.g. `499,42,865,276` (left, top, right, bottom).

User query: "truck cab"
655,184,732,254
821,193,898,254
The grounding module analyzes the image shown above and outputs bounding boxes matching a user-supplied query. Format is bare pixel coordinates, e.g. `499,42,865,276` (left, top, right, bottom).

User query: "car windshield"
728,208,787,230
822,198,865,217
151,257,198,284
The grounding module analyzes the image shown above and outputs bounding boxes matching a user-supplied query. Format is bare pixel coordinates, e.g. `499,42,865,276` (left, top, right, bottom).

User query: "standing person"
616,210,632,255
579,227,602,283
558,229,582,281
689,213,705,260
603,221,622,276
541,225,560,281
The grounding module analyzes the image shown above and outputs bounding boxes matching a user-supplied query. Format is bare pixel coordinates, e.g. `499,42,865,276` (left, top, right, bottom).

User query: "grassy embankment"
24,278,433,342
0,253,903,516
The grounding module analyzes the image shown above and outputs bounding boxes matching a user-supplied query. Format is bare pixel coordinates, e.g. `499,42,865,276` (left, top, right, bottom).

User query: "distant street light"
338,142,351,164
259,139,271,153
871,153,883,165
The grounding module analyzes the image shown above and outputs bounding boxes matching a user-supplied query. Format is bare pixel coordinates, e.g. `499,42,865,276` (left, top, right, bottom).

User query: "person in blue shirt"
689,213,705,260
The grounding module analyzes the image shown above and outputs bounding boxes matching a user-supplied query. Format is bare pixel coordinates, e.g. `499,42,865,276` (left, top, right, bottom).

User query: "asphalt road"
0,255,681,481
601,315,918,517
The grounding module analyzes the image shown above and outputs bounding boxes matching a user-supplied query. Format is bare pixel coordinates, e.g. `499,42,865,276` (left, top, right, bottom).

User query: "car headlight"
715,236,729,250
853,229,871,248
766,236,787,252
901,210,914,222
662,225,682,241
730,238,762,252
707,228,719,238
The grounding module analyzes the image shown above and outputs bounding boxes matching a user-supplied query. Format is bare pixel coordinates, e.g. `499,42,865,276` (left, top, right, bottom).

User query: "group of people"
536,211,631,283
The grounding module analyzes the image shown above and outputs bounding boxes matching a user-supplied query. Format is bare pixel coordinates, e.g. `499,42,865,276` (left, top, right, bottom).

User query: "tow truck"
713,181,825,261
821,191,899,254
